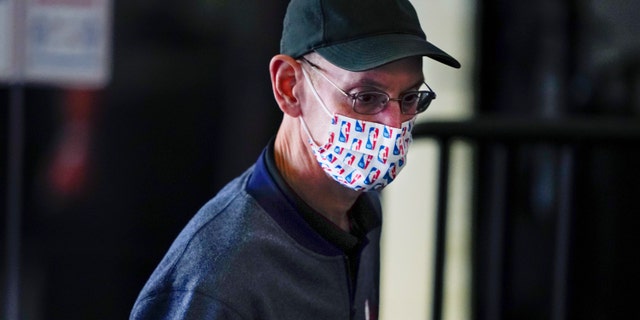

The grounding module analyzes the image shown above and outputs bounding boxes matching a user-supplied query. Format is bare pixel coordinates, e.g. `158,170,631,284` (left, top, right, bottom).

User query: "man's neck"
274,120,361,231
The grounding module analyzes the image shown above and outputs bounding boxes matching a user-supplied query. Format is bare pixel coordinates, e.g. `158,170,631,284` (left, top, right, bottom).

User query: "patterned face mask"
300,69,414,191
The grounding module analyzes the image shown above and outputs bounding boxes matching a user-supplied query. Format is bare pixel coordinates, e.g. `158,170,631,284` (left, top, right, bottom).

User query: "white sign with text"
0,0,16,82
0,0,111,87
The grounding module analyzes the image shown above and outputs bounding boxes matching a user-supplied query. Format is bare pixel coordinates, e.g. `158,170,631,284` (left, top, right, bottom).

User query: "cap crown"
281,0,425,58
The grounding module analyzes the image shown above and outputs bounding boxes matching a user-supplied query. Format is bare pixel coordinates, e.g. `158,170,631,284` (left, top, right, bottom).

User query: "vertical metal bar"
551,146,574,320
5,0,26,316
432,138,451,320
4,84,24,320
485,144,508,320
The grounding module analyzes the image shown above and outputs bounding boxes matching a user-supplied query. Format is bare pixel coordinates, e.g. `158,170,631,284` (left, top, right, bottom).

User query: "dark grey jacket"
130,148,382,319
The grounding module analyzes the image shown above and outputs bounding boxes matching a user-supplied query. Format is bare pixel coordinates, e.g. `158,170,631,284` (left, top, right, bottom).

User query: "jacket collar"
246,139,381,256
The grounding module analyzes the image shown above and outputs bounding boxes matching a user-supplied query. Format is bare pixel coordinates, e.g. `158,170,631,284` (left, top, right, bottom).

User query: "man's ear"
270,54,303,117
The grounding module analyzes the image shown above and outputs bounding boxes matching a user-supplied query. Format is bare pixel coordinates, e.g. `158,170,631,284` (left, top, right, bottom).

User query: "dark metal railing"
412,117,640,320
3,85,24,320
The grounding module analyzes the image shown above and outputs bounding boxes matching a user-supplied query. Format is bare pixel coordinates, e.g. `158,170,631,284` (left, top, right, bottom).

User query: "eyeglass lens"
353,91,434,115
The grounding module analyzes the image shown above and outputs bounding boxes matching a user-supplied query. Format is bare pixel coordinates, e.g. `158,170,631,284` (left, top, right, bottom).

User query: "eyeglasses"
301,58,436,115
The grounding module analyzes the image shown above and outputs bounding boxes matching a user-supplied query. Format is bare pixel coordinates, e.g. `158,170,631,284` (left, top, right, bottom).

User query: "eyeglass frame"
300,58,436,115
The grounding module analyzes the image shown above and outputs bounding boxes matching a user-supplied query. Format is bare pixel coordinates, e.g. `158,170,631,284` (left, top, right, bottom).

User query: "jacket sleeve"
130,290,247,320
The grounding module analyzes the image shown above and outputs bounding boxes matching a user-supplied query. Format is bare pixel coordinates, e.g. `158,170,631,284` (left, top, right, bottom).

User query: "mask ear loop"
298,114,317,147
298,67,335,147
300,67,334,118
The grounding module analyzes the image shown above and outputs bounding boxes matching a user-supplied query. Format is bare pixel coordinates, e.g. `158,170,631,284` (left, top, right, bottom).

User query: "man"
130,0,459,319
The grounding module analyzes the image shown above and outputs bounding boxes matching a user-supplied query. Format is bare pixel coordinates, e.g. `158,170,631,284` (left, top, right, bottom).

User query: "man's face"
300,54,424,145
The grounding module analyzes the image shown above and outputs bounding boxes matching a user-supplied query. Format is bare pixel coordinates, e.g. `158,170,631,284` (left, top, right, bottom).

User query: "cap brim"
315,34,461,71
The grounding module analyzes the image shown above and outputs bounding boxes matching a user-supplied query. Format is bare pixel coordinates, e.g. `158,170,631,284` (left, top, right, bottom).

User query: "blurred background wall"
2,0,640,319
381,0,474,319
2,1,287,318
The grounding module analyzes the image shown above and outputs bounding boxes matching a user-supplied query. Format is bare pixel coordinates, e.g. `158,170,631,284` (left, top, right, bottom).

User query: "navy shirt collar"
246,138,381,256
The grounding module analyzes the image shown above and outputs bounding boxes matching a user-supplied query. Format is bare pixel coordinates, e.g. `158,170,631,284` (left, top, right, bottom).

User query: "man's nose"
379,99,406,128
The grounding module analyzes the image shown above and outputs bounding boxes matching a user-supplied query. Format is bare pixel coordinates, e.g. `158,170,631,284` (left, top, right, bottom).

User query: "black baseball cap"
280,0,461,71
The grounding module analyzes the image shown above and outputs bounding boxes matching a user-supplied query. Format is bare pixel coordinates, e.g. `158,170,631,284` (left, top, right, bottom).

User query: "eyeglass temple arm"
300,58,353,98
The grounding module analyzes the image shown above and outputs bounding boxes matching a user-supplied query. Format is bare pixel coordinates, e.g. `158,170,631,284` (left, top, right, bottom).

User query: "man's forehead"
313,55,425,89
311,53,422,72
